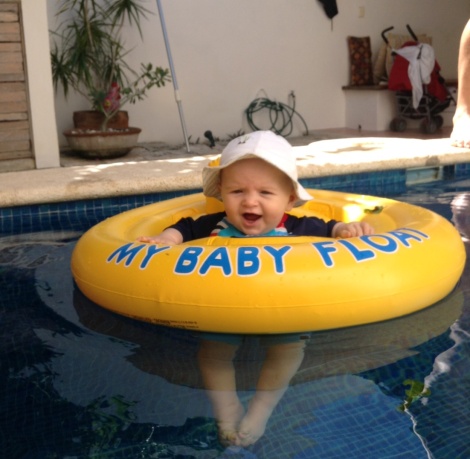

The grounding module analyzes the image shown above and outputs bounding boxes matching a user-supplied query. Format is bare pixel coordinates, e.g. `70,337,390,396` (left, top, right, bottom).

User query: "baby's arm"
137,228,183,245
332,221,374,238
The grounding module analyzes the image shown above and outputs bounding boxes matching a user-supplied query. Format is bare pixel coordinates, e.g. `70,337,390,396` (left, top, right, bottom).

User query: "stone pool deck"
1,132,470,208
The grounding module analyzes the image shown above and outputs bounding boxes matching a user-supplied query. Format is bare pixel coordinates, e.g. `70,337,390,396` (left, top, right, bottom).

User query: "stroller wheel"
390,117,407,132
434,115,444,129
421,118,438,134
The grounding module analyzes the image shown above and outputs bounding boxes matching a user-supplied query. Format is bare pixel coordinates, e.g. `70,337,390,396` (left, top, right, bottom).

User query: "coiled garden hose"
244,92,309,137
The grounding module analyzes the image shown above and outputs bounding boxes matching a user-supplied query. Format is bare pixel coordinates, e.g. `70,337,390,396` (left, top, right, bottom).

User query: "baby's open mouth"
243,213,260,222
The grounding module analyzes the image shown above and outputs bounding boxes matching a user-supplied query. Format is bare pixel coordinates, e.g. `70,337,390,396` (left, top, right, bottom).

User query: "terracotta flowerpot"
64,127,141,159
73,110,129,130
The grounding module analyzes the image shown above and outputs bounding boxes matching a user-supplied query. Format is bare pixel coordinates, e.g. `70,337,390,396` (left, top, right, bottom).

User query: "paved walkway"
1,129,470,207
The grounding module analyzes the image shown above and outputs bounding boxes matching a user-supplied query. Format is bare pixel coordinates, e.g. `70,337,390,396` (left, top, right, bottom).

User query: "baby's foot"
218,428,238,447
236,414,269,446
451,109,470,148
235,398,274,447
216,401,245,447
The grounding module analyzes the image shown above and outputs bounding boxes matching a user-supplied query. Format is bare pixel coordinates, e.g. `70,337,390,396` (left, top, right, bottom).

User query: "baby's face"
219,158,296,235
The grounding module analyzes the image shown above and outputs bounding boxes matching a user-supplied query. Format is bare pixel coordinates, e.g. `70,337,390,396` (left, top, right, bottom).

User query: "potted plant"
50,0,170,158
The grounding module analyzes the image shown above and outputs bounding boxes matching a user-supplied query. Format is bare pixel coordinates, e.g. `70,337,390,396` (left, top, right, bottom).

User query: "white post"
21,0,60,169
156,0,191,153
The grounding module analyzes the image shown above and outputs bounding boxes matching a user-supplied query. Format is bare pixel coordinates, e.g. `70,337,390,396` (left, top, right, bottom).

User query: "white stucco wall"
47,0,470,147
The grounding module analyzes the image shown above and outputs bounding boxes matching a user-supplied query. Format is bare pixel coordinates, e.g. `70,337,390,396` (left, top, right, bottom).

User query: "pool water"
1,177,470,458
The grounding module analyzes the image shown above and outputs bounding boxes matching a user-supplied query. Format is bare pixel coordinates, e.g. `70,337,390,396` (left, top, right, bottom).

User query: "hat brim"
202,155,312,207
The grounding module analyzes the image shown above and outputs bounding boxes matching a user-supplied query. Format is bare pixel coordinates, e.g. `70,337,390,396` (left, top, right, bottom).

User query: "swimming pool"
1,171,469,458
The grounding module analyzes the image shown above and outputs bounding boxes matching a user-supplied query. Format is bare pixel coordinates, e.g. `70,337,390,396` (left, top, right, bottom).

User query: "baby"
139,131,373,448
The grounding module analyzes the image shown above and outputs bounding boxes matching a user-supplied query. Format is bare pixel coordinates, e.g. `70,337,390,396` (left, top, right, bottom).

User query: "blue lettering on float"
174,245,291,276
107,243,146,267
360,234,398,253
263,245,291,274
200,247,232,276
311,241,338,267
114,227,432,275
175,247,204,274
361,234,398,253
311,227,430,267
237,247,260,276
400,227,430,239
140,244,171,269
389,229,427,247
338,239,375,262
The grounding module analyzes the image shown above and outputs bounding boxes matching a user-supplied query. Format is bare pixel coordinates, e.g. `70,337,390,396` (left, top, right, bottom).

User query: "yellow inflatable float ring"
71,189,466,333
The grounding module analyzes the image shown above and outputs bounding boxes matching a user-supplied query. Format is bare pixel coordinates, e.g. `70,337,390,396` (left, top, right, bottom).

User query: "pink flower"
102,82,121,112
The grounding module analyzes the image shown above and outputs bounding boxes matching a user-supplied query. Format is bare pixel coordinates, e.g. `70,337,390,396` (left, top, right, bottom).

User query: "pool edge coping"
1,137,470,208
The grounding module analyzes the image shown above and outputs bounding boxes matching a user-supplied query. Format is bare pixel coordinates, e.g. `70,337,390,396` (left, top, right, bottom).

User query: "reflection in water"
451,192,470,242
197,334,307,447
425,192,470,392
401,191,470,458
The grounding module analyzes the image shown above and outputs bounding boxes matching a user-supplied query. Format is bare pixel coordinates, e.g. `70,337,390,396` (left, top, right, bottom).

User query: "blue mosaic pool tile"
301,170,407,196
292,389,427,458
0,190,198,236
455,162,470,177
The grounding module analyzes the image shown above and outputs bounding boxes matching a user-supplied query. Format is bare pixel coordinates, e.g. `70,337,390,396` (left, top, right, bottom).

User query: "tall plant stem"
83,0,96,55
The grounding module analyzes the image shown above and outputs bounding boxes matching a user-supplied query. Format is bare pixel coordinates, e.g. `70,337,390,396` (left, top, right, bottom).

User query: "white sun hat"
202,130,312,207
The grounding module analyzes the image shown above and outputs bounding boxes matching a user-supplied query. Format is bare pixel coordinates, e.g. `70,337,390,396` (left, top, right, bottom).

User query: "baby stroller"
382,25,454,134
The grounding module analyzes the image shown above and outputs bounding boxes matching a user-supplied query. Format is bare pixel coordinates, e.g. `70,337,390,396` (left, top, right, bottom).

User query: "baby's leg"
197,339,244,446
451,19,470,148
236,341,306,446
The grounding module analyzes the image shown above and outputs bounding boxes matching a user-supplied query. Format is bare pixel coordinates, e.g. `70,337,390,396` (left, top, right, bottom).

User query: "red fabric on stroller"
388,41,448,101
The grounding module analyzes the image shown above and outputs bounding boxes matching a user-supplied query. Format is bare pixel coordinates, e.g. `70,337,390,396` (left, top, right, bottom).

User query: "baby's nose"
242,192,258,206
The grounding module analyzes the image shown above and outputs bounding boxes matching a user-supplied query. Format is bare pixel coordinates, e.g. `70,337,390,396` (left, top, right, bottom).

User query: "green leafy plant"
50,0,170,131
81,395,137,458
398,379,431,412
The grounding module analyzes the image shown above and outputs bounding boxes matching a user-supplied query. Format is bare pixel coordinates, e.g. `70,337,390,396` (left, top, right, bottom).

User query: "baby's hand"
136,236,174,245
137,228,183,246
333,221,374,239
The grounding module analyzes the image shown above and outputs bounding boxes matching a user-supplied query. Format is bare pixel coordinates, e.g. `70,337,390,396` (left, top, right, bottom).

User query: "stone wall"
0,0,34,171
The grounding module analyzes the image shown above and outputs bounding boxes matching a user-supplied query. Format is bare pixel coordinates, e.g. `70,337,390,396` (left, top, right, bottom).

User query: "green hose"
244,92,309,137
